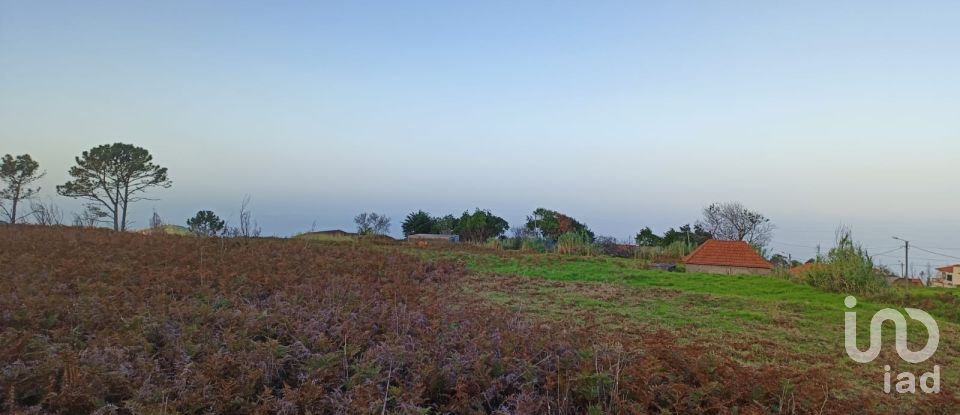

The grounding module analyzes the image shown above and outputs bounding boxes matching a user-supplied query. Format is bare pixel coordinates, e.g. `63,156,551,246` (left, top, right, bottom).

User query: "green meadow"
417,249,960,401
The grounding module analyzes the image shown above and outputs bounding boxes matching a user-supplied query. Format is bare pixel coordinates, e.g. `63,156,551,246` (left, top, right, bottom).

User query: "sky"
1,1,958,270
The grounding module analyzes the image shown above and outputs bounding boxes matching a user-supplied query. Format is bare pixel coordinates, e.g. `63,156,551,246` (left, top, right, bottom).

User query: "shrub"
800,228,887,295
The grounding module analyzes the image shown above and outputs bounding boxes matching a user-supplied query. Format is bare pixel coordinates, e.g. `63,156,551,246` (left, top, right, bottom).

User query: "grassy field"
2,227,958,414
417,249,960,412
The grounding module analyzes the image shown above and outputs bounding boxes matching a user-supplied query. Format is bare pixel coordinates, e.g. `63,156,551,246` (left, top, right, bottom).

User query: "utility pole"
893,236,910,278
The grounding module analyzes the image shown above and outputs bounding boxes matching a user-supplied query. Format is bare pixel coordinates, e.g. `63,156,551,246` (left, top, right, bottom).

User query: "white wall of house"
931,265,958,288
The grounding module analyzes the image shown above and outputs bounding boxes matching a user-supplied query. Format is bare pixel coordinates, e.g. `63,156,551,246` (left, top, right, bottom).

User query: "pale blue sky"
1,1,958,268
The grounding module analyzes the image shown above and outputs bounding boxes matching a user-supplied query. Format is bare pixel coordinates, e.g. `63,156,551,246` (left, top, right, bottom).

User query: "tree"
635,227,663,247
455,208,508,242
354,212,391,236
769,253,790,269
401,210,435,236
431,214,458,235
149,209,163,230
226,195,261,237
698,201,773,248
524,208,593,241
72,204,108,227
236,195,261,237
636,224,712,248
187,210,225,237
0,154,45,224
30,199,63,226
662,224,712,246
57,143,171,231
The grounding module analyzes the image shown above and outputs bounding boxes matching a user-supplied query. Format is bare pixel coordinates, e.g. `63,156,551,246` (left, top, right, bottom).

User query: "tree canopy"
0,153,45,224
401,210,435,236
455,209,508,242
57,143,171,231
187,210,225,237
354,212,391,235
636,224,713,248
524,208,594,241
635,227,662,247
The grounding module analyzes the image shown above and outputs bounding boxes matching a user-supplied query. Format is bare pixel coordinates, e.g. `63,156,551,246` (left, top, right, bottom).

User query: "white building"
930,264,959,288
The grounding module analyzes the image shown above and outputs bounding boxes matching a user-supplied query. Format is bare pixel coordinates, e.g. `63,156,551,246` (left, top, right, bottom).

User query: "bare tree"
0,154,46,224
30,199,63,226
224,196,262,238
149,209,163,230
354,212,391,236
72,204,108,228
237,195,261,237
698,201,774,248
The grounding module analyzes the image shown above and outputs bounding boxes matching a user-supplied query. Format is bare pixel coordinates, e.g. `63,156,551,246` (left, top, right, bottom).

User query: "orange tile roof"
937,264,959,273
683,239,773,269
892,277,925,287
789,262,824,275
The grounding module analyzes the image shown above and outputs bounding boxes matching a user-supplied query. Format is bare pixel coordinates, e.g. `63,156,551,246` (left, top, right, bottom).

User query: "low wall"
686,264,772,276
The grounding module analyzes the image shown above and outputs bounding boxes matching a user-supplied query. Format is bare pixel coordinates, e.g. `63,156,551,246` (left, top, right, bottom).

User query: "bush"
799,228,887,295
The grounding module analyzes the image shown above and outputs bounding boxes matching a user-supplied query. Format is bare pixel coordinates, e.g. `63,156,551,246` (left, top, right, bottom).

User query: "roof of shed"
683,239,773,269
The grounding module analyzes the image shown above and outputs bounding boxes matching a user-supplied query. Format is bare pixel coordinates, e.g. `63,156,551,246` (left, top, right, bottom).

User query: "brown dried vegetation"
0,226,915,414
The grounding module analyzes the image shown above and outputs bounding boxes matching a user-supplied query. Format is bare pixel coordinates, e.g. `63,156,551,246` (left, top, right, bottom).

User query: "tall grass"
556,230,598,255
635,240,695,261
798,228,888,295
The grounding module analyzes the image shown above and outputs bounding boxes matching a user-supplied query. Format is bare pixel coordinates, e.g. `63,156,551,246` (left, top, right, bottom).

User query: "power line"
912,245,960,261
871,247,902,256
865,246,902,251
770,240,820,249
873,253,943,262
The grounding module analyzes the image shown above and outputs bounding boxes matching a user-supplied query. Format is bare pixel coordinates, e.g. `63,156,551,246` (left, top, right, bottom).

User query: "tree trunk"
121,200,128,231
9,183,20,224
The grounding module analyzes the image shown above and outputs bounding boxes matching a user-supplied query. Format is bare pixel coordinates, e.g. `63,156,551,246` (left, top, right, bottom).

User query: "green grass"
467,253,959,322
437,251,960,395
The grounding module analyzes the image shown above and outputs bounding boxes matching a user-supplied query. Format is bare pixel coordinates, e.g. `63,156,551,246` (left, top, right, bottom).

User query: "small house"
682,239,773,276
930,265,959,288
